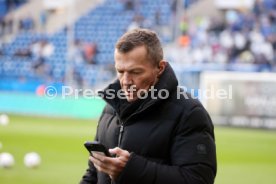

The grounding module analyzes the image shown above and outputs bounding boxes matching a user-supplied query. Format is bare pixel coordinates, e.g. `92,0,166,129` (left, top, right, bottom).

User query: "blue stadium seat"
0,0,174,90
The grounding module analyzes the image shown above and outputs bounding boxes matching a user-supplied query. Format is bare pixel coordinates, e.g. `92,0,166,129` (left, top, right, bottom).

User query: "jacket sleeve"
79,160,98,184
80,107,108,184
116,106,217,184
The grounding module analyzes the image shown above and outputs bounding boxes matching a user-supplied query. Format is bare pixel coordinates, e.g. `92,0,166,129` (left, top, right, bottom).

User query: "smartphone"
84,141,111,157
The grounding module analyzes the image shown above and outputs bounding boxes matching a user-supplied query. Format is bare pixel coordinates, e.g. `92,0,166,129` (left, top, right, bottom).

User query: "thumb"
109,147,129,157
109,147,122,155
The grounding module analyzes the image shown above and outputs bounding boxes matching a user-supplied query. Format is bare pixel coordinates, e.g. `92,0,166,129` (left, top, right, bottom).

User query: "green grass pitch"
0,114,276,184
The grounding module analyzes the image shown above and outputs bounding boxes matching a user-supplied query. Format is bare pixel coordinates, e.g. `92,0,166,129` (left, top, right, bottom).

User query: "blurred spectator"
68,39,85,87
0,41,3,56
69,39,85,66
171,0,276,69
127,17,140,31
13,46,32,57
39,10,48,31
128,15,145,30
170,0,177,14
0,16,5,36
253,0,265,17
178,34,190,47
19,14,35,32
1,14,14,35
69,39,98,65
83,42,97,64
6,0,26,12
154,9,161,26
179,15,189,35
41,40,54,58
32,40,54,72
124,0,134,11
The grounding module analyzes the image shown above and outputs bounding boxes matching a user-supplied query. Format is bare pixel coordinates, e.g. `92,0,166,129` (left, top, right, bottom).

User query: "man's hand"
90,147,130,181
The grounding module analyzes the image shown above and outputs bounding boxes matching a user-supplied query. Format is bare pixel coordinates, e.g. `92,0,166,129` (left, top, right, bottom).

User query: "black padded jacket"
80,64,217,184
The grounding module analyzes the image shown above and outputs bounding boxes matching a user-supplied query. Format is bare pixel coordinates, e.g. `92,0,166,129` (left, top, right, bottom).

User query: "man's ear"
157,60,166,77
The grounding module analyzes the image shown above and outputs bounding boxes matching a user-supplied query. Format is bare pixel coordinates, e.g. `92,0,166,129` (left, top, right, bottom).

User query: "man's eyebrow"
129,68,143,71
116,67,144,71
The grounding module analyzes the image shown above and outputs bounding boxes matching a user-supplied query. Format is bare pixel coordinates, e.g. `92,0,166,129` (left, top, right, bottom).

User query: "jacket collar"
98,62,178,115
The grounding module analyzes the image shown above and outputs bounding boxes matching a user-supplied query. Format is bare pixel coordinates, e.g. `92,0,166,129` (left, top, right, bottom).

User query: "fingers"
90,153,122,170
89,147,130,181
109,147,130,159
90,156,109,171
92,153,106,162
90,155,116,175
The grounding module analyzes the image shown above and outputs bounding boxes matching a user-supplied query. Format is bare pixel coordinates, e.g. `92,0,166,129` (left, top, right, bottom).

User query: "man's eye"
132,71,141,75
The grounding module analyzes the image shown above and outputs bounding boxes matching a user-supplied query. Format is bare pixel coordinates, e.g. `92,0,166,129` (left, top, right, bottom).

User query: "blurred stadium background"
0,0,276,183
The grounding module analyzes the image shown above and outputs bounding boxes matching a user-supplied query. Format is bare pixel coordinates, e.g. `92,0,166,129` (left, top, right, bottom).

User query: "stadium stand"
0,0,175,92
0,0,275,93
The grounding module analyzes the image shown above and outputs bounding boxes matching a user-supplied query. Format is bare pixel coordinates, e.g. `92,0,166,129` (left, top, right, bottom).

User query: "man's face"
114,46,161,102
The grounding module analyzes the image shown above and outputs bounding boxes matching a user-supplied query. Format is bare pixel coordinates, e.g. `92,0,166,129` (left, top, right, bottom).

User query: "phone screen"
91,151,106,156
84,141,111,157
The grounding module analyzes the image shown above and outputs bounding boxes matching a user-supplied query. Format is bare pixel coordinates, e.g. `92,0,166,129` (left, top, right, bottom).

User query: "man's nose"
122,73,133,86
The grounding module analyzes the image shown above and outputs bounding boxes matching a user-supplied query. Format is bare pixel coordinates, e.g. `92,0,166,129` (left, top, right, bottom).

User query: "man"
80,29,217,184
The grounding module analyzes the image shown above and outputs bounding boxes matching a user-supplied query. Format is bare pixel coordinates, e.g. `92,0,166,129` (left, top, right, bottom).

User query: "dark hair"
115,29,163,66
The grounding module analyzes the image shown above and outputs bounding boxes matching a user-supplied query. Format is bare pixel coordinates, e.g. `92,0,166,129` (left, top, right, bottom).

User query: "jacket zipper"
116,105,149,147
118,124,124,147
112,104,155,184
